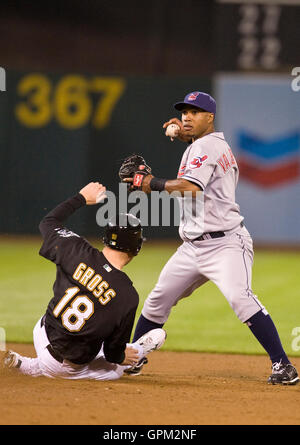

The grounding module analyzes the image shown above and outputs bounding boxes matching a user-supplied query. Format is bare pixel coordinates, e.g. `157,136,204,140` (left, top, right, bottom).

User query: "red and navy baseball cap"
174,91,216,114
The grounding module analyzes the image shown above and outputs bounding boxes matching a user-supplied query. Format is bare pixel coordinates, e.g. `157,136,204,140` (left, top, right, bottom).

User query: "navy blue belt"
195,231,225,241
195,221,244,241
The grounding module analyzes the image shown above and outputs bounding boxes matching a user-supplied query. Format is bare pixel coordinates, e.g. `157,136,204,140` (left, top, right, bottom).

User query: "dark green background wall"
0,69,211,238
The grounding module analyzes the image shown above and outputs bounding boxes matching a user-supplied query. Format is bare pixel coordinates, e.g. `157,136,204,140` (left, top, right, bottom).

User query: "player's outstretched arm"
39,182,106,238
123,176,201,196
119,153,201,196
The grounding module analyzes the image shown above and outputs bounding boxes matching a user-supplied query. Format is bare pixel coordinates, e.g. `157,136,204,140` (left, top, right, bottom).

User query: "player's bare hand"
163,118,192,143
79,182,107,205
121,345,140,366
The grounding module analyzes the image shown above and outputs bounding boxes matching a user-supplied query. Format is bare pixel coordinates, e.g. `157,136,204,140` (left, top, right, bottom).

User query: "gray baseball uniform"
142,131,267,324
178,132,242,238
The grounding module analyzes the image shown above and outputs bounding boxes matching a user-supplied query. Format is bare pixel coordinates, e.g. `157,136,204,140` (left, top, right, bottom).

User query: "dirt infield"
1,343,300,426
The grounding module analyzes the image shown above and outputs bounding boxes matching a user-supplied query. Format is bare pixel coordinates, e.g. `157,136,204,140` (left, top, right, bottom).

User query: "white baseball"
165,123,180,138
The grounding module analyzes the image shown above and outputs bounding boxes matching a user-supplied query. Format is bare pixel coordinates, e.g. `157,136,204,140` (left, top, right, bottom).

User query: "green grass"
0,236,299,357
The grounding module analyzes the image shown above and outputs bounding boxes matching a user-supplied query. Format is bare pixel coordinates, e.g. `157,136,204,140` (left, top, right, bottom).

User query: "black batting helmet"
103,213,144,256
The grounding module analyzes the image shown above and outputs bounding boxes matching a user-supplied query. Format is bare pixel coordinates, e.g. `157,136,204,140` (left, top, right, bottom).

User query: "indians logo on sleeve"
189,155,208,169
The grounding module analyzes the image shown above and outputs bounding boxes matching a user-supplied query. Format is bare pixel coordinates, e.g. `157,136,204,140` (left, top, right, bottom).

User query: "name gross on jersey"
72,262,116,306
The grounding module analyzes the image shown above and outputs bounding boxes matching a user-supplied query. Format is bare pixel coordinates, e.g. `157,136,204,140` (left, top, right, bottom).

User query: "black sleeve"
38,193,87,266
103,306,137,364
39,193,86,237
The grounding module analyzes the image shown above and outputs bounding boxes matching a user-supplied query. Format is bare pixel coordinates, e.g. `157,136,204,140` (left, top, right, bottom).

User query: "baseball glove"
119,154,152,191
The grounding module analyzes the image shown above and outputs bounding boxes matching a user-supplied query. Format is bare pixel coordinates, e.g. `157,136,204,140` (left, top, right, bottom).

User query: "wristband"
150,177,167,192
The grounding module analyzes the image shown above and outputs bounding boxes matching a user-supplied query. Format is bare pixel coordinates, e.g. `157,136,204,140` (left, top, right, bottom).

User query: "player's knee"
227,290,261,322
142,305,169,325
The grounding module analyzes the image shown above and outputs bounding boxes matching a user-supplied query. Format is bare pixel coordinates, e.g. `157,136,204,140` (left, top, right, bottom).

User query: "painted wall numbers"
15,73,126,129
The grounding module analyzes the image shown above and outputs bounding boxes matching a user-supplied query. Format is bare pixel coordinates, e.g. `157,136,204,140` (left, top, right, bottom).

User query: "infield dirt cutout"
1,343,300,425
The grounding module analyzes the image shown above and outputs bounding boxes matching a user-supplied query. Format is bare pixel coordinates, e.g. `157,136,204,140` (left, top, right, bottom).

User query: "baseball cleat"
3,350,22,369
125,328,167,376
268,361,299,385
135,328,167,356
124,357,148,376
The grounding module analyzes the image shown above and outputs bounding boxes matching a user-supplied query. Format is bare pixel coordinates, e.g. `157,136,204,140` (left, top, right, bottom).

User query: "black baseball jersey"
39,193,139,365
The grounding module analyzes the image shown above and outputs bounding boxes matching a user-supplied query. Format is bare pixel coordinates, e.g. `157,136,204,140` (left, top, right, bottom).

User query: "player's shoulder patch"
189,155,208,169
55,228,80,238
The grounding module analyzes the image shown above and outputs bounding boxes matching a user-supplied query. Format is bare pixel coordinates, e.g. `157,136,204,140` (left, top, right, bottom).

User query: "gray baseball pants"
142,225,266,324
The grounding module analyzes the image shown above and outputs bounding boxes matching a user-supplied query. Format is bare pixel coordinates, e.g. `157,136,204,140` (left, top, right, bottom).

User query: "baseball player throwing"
3,182,166,380
120,91,299,385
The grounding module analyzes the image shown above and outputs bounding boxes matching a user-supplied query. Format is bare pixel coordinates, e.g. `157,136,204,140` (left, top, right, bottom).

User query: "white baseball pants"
142,225,267,324
16,317,144,380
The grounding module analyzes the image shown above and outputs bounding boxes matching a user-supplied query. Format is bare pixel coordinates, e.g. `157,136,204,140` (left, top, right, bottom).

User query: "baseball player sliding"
3,182,166,380
119,91,299,385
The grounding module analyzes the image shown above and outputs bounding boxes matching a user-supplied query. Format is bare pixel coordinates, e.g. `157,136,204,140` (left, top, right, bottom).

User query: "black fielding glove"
119,154,152,191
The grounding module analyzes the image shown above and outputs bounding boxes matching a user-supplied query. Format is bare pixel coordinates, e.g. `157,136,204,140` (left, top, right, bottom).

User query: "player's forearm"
144,176,202,196
104,308,137,364
165,178,201,195
104,347,126,365
39,193,86,237
152,178,202,197
104,339,128,364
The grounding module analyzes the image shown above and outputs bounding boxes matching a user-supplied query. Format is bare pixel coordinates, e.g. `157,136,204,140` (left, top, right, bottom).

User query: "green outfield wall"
0,70,211,238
